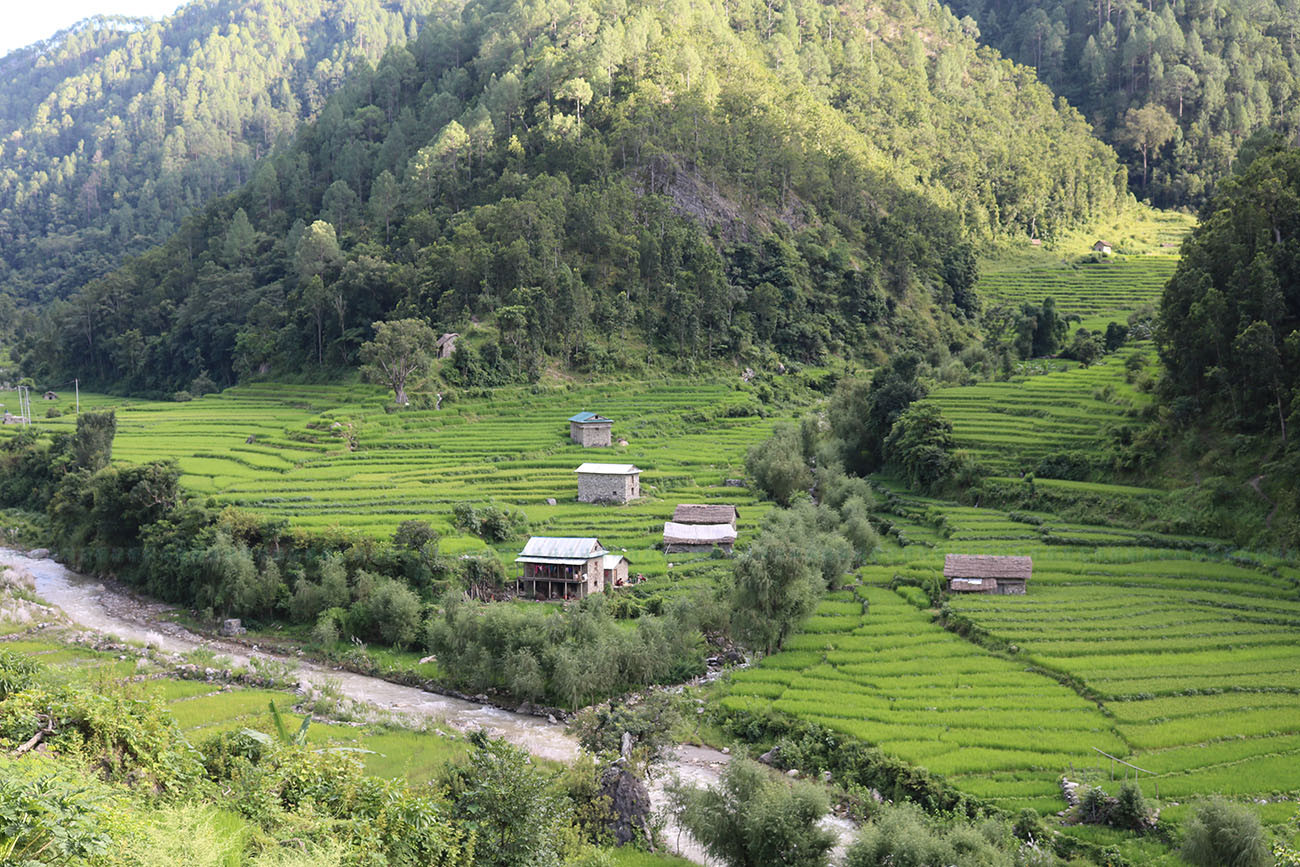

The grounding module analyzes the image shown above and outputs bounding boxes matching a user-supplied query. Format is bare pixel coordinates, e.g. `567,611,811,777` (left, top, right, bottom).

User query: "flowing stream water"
3,548,856,864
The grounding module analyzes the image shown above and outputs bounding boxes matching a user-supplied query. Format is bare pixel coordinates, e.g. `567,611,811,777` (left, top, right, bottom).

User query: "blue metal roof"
569,412,611,423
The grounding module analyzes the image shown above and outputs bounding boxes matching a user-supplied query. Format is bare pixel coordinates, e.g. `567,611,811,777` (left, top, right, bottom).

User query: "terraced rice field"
977,255,1177,331
724,494,1300,816
11,379,783,581
929,345,1154,477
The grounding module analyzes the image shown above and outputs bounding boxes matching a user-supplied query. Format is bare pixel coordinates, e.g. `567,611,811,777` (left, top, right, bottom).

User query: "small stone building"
436,332,459,359
516,536,608,600
576,462,641,504
662,521,737,554
603,553,630,587
672,504,739,528
1092,240,1113,255
944,554,1031,595
42,391,57,400
569,412,614,447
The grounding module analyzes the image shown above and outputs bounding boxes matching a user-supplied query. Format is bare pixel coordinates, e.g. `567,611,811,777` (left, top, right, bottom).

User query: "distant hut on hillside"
576,462,641,504
672,504,739,527
1091,240,1113,255
42,391,57,400
436,332,459,359
944,554,1031,595
569,412,614,447
515,536,608,600
662,521,737,554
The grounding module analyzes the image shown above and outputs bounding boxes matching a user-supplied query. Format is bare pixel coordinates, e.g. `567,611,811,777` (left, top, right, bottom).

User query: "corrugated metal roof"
602,553,628,570
575,462,640,475
672,504,739,525
516,537,606,565
662,522,737,545
943,555,1032,580
569,412,612,423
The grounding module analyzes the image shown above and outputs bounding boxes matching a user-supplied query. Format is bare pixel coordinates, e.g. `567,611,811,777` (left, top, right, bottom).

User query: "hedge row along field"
11,379,787,589
724,490,1300,821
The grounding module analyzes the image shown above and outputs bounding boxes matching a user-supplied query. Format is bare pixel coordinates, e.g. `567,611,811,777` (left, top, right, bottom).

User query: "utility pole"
75,378,80,414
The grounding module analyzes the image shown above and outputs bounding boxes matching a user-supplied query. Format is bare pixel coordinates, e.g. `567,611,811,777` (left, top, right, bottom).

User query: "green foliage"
1180,799,1271,867
448,732,571,867
846,802,1015,867
951,0,1300,207
882,403,962,493
0,756,117,866
571,692,682,769
746,422,813,506
72,411,116,472
0,0,436,304
830,354,928,475
450,501,528,542
424,593,708,707
667,755,835,867
18,0,1129,392
360,319,437,404
1159,146,1300,438
731,530,825,655
0,650,39,700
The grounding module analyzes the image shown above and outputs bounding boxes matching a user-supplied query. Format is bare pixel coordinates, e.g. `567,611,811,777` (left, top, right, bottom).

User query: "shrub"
45,406,62,418
349,574,422,647
746,422,813,506
668,755,834,867
1180,799,1270,867
1110,782,1150,831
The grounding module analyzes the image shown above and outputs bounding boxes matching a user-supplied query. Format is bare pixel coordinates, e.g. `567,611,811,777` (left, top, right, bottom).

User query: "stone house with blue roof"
569,411,613,447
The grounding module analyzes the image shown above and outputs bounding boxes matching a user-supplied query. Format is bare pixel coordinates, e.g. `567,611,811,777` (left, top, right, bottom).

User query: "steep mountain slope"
949,0,1300,207
20,0,1126,392
0,0,442,304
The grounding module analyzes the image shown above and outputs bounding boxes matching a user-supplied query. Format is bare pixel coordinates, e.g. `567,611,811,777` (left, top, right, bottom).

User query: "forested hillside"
0,0,441,305
1156,138,1300,547
949,0,1300,207
17,0,1125,393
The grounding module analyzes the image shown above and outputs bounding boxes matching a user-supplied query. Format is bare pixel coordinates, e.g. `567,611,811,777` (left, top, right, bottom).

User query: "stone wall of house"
995,580,1027,595
571,422,613,447
578,472,637,503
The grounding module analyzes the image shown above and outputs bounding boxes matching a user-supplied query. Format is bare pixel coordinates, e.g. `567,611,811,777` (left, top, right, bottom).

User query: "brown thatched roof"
672,504,739,526
943,555,1032,580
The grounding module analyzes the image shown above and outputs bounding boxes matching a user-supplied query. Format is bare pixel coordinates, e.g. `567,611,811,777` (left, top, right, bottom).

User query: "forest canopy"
12,0,1127,393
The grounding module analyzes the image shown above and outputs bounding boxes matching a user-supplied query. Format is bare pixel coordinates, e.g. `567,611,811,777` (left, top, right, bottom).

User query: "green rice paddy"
725,493,1300,815
13,378,787,584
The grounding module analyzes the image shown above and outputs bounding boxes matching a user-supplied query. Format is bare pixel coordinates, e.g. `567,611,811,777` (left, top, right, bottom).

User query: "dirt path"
3,549,858,864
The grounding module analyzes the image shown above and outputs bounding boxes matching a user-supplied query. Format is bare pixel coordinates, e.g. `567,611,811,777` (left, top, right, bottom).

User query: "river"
3,548,856,864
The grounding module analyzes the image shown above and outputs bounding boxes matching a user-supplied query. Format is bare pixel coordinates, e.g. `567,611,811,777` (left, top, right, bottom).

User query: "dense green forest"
1156,137,1300,546
0,0,441,306
949,0,1300,207
14,0,1126,393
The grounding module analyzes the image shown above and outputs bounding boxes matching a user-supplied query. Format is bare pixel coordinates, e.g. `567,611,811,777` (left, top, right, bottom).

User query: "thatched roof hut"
671,504,739,527
944,554,1031,595
662,521,736,553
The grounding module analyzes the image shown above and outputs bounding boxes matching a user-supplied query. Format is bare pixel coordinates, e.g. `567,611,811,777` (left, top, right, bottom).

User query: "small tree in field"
668,755,834,867
359,318,436,405
1181,799,1270,867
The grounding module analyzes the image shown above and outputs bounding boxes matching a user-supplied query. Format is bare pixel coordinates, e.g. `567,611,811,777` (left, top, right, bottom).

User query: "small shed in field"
576,462,641,504
42,391,57,400
436,332,459,359
944,554,1031,595
516,536,607,600
671,504,739,528
569,412,614,447
1092,240,1113,255
662,521,737,554
603,553,630,587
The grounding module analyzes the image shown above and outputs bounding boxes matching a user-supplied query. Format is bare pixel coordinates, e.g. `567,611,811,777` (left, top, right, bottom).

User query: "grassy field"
929,344,1155,477
10,378,790,586
724,490,1300,820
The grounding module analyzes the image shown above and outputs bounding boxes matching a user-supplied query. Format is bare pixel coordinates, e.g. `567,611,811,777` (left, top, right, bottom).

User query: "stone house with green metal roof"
569,412,614,447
